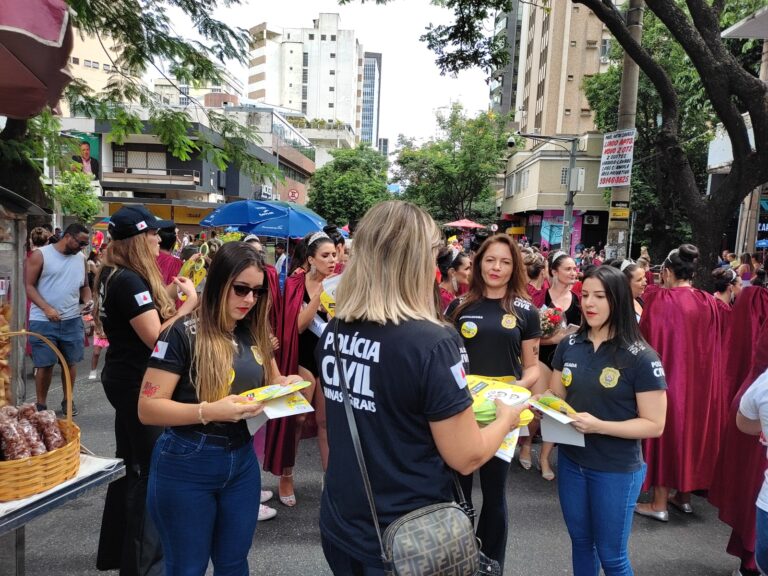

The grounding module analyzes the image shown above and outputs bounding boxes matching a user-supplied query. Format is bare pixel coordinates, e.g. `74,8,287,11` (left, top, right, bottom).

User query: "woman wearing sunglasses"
139,241,302,575
94,205,198,575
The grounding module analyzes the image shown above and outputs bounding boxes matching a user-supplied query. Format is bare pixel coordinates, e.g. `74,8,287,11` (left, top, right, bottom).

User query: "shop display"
0,404,68,460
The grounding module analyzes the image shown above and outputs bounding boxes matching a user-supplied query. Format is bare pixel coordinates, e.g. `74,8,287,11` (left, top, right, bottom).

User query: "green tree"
307,144,390,225
357,0,768,285
52,169,103,223
0,0,278,211
393,105,511,223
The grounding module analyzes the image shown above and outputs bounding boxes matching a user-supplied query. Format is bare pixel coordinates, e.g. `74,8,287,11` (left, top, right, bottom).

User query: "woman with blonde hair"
95,206,197,575
139,242,302,575
318,201,526,574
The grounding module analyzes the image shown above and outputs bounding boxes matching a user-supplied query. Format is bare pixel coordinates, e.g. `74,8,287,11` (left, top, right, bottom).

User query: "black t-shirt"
146,318,266,439
298,287,328,375
447,297,542,379
316,319,473,567
99,267,159,384
552,332,667,472
540,290,582,368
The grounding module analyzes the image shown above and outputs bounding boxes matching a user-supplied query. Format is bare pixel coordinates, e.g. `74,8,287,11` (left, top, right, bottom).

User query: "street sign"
288,189,299,202
611,208,630,220
490,224,498,232
598,129,636,188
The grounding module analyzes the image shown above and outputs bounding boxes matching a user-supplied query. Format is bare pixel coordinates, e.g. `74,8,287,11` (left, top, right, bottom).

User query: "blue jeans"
557,451,645,576
147,429,261,576
756,507,768,575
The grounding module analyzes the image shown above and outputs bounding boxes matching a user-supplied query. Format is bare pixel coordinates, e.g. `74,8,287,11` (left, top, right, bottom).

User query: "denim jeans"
557,451,645,576
147,429,261,576
458,456,510,570
756,507,768,575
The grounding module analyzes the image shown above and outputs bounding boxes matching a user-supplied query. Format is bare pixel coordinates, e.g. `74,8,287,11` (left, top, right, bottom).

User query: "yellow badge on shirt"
599,367,620,389
561,367,573,388
460,321,478,339
501,314,517,330
251,346,263,365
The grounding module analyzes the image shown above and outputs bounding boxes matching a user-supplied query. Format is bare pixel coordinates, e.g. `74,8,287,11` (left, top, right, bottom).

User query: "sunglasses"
232,283,268,298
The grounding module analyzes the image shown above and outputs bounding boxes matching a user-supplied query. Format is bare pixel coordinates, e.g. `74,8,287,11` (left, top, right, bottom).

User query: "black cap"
109,206,174,240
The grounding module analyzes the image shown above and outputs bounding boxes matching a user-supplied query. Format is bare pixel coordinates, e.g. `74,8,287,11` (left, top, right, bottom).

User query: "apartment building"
152,68,244,108
361,52,382,146
489,2,523,117
247,14,364,139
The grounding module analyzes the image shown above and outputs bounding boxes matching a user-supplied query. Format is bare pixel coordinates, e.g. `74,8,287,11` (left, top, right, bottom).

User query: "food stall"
0,186,124,575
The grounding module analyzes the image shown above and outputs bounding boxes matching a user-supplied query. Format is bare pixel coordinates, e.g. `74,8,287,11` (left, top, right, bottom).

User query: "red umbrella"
0,0,73,119
443,218,486,229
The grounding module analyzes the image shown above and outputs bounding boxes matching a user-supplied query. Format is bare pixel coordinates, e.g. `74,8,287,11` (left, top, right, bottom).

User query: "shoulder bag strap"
332,319,388,564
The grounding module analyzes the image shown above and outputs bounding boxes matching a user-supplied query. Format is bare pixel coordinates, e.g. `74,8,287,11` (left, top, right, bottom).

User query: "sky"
198,0,491,145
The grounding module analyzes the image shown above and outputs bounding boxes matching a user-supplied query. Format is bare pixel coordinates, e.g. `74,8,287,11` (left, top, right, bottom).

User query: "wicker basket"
0,330,81,501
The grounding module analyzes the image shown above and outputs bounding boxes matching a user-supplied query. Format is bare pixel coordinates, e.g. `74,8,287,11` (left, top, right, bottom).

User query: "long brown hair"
193,242,275,402
450,235,529,321
94,232,176,332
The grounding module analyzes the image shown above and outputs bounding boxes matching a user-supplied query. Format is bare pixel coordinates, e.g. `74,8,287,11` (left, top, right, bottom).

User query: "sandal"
279,472,296,507
518,445,532,470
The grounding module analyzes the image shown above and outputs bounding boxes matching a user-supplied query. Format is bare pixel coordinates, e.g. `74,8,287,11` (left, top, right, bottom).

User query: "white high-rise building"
361,52,381,146
248,13,364,139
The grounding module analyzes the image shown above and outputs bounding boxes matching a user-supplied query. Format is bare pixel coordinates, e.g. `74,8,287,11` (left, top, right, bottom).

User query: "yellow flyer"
239,381,312,403
320,274,342,318
245,391,314,435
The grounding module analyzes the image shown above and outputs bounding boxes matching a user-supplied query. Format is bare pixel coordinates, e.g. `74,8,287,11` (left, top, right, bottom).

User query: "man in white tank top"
25,223,92,414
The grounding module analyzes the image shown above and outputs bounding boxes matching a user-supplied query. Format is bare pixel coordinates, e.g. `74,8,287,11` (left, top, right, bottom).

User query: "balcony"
102,168,201,187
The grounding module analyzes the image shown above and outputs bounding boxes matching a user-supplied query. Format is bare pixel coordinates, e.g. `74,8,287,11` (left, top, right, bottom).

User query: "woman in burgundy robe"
636,245,724,520
709,290,768,576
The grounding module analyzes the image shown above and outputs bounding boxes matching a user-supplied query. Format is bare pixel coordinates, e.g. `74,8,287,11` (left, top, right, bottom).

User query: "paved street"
16,349,739,575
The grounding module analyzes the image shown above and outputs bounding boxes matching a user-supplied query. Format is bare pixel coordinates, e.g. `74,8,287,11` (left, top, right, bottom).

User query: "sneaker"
88,369,98,380
260,490,273,504
258,504,277,521
61,400,79,417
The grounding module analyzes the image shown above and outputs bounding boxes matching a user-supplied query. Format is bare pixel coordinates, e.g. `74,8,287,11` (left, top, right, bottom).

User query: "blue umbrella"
200,200,288,227
242,204,327,238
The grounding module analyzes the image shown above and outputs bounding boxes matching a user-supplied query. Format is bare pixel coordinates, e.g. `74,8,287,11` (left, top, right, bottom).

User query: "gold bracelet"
198,401,208,425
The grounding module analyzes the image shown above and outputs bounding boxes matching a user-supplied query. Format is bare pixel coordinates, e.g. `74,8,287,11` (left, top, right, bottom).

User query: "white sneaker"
88,370,97,380
260,490,273,504
258,504,276,521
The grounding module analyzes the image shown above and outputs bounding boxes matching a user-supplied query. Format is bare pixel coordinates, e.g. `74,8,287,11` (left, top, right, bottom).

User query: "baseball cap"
109,206,174,240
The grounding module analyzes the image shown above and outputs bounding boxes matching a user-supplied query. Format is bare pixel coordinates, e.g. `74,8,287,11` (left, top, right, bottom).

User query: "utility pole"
561,137,579,255
604,0,644,260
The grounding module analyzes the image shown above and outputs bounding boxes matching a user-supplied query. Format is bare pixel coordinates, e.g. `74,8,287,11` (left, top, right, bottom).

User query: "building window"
289,83,293,87
301,102,307,114
331,35,336,41
302,69,308,83
321,34,326,40
329,86,334,92
329,103,334,108
303,52,309,66
600,39,611,58
113,149,126,169
565,108,572,115
72,57,79,65
522,169,529,191
309,34,314,40
330,53,336,59
84,59,92,67
92,61,99,68
302,86,307,99
560,167,569,186
180,96,189,106
103,63,110,71
329,70,335,75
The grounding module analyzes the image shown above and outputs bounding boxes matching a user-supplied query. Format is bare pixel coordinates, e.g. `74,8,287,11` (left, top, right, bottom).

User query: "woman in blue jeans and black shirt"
139,242,302,576
447,234,541,570
547,266,667,576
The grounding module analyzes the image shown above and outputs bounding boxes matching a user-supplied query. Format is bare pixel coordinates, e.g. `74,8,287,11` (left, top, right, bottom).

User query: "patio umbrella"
241,202,327,238
443,218,485,229
0,0,73,118
199,200,289,228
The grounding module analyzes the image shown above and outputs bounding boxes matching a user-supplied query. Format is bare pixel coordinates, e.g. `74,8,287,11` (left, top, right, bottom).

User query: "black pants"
458,456,510,571
321,535,386,576
97,377,164,576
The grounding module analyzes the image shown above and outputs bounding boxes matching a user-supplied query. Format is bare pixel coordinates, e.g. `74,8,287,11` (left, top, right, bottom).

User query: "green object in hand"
473,399,497,425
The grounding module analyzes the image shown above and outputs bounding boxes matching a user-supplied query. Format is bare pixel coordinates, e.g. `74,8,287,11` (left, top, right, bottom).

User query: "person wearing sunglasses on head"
139,241,303,576
25,222,92,414
94,205,198,575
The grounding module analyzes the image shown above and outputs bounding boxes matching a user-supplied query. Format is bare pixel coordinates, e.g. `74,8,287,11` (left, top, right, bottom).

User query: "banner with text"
598,129,636,188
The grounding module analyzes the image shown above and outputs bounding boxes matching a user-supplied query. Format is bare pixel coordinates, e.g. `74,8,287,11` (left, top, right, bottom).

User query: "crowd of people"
21,202,768,576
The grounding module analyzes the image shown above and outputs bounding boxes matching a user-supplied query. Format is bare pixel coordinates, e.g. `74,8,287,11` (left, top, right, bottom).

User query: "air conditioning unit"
104,190,134,198
584,215,599,225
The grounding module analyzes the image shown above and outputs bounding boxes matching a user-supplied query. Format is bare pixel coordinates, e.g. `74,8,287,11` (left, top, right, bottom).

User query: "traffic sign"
288,189,299,202
490,224,498,232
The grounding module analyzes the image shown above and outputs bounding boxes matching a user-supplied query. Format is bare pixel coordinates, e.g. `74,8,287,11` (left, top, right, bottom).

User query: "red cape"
721,287,768,404
708,299,768,569
639,287,725,492
263,270,304,475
